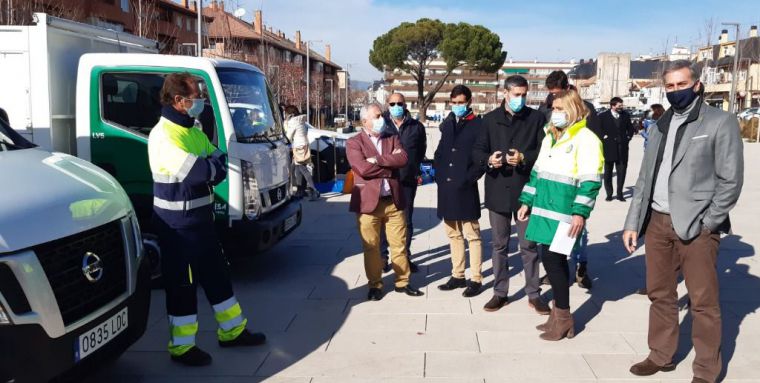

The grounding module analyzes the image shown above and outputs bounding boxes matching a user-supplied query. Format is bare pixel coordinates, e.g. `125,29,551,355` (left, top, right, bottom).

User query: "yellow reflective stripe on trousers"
168,314,198,356
531,207,573,224
153,194,213,211
213,297,247,341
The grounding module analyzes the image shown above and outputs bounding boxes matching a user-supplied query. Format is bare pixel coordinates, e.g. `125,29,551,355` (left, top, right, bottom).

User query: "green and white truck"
2,13,302,280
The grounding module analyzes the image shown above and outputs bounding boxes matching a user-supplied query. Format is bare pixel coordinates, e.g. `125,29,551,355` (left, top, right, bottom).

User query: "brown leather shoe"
539,307,574,341
483,295,509,312
528,297,551,315
536,300,556,331
629,358,676,376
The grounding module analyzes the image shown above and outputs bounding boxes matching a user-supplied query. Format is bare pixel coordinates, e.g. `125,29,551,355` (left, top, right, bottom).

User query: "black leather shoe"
408,261,419,273
438,277,467,291
394,285,424,297
170,346,212,366
483,295,509,312
219,329,266,348
462,281,482,297
617,196,626,202
367,288,383,301
605,196,614,201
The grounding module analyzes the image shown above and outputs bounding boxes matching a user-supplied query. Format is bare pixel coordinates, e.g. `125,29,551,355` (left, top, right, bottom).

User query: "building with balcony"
698,26,760,111
18,0,213,54
201,1,341,125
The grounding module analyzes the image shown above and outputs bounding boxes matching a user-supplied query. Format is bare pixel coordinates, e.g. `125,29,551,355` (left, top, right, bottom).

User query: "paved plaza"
89,130,760,382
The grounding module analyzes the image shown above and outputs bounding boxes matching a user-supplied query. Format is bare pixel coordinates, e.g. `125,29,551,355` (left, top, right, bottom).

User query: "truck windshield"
217,68,283,143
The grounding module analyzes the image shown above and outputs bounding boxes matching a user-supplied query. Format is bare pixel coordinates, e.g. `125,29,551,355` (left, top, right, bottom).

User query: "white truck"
1,13,302,281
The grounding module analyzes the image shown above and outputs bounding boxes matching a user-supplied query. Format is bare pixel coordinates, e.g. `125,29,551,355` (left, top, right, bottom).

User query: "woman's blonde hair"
549,90,589,131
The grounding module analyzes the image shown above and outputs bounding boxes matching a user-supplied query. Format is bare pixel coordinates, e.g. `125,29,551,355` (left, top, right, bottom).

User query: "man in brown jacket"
346,103,425,301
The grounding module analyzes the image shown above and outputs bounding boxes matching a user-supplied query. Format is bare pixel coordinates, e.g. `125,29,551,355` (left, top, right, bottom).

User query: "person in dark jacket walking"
472,75,551,314
598,97,635,201
434,85,485,297
379,93,427,272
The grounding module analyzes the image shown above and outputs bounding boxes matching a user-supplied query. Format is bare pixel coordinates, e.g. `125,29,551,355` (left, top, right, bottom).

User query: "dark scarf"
161,105,195,128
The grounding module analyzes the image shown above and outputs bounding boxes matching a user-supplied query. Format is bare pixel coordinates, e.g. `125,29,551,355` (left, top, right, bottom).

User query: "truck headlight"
130,213,144,260
241,160,262,220
0,303,10,325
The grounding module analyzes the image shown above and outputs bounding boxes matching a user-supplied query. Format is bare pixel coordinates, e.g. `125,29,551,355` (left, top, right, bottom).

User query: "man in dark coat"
434,85,485,297
472,75,550,314
538,70,600,134
598,97,635,201
379,93,427,272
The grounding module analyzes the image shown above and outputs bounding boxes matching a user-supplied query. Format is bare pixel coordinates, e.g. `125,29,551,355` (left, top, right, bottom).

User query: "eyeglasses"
388,102,405,107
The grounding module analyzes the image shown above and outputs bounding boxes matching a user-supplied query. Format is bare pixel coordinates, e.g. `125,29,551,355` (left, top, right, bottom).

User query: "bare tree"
703,17,717,48
1,0,86,25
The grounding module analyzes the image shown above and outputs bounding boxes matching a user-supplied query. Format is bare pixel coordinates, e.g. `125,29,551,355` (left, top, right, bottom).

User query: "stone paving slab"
88,133,760,382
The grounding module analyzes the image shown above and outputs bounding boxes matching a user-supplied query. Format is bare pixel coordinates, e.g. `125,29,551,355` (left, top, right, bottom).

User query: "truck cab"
76,54,302,266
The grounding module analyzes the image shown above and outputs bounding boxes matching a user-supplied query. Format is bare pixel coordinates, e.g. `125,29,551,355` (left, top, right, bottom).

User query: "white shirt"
368,133,392,197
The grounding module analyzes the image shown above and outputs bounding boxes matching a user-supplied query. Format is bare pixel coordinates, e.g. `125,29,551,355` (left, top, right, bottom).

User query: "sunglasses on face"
389,102,405,107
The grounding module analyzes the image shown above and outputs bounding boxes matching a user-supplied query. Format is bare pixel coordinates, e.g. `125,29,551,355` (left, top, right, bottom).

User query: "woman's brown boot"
539,308,575,341
536,301,555,331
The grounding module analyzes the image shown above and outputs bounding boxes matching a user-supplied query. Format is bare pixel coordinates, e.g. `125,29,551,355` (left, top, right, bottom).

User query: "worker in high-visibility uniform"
148,72,265,366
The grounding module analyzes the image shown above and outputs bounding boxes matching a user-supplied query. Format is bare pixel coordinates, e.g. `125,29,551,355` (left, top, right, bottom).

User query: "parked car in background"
738,107,760,121
333,114,347,126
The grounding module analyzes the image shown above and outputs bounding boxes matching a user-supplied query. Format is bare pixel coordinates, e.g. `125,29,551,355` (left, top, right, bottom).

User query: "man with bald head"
346,102,425,301
380,93,427,272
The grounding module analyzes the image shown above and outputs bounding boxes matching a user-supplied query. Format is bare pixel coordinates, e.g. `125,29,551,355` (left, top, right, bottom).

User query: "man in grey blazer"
622,60,744,383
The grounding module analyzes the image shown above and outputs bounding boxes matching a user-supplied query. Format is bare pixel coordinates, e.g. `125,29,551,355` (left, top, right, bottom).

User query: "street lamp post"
305,40,323,125
723,22,741,114
196,0,202,57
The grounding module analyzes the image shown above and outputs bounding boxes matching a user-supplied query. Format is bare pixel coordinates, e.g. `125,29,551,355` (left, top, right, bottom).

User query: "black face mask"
666,86,699,112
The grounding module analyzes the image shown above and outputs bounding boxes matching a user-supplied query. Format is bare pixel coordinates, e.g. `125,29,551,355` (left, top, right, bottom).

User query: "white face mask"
371,117,385,134
551,111,569,128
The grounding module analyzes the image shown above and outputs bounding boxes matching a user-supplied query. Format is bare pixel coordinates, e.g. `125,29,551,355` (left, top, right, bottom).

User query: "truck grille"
265,183,288,207
33,220,127,326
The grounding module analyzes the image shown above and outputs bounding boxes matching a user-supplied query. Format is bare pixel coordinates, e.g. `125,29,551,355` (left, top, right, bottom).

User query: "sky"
210,0,760,81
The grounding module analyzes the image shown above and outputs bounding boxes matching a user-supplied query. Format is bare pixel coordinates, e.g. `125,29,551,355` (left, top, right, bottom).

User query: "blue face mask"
389,105,404,118
452,104,468,118
508,96,525,113
371,118,385,134
185,98,205,118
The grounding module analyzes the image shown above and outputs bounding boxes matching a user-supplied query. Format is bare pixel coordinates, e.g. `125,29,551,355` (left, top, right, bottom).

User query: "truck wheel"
142,233,163,288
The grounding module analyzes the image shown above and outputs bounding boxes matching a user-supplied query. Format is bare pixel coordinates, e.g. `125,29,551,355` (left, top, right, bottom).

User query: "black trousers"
156,220,235,317
381,184,417,261
540,245,570,310
603,159,627,198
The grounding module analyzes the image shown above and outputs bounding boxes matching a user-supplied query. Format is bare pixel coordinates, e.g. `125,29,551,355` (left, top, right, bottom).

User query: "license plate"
75,307,128,362
283,214,298,232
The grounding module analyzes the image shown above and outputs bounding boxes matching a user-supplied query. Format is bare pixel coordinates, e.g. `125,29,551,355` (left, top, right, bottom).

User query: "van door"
89,67,230,226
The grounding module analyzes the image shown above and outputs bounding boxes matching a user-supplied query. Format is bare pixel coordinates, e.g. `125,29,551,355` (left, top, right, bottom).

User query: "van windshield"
216,68,283,143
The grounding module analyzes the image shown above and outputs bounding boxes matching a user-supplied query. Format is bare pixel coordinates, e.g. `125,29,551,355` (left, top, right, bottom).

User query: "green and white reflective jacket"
518,119,604,246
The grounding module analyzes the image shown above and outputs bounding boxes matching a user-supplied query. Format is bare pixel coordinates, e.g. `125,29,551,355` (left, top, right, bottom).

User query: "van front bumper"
223,198,302,255
0,256,151,383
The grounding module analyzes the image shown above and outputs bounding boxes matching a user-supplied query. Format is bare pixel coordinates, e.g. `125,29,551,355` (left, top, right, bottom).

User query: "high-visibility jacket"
148,111,226,228
518,119,604,246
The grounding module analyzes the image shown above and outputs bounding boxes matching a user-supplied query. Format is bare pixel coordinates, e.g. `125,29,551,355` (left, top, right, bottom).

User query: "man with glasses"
379,93,427,272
